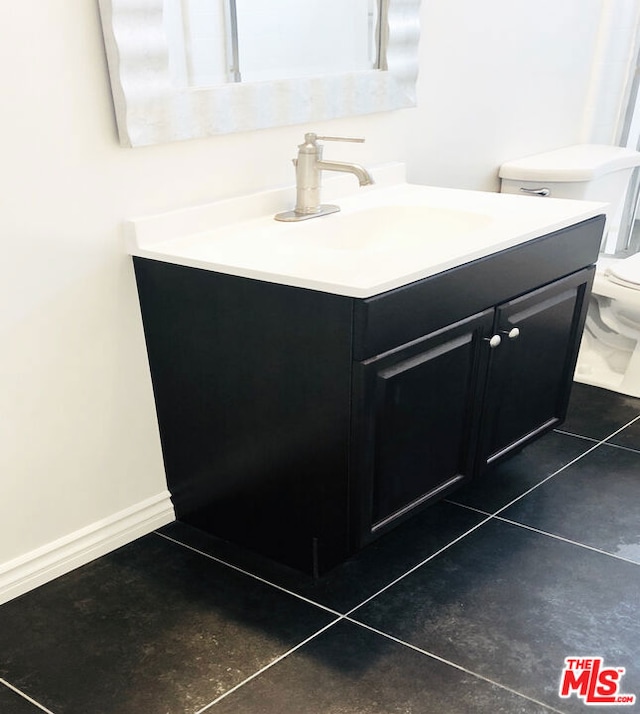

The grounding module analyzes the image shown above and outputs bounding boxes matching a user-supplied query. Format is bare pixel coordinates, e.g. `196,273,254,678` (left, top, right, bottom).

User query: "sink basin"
277,205,493,253
127,164,607,298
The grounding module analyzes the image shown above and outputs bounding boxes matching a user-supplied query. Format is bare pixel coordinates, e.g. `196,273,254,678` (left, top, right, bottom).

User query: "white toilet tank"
499,144,640,253
500,145,640,397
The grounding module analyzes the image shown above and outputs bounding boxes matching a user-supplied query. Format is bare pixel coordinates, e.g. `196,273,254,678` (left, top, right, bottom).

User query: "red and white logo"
560,657,636,706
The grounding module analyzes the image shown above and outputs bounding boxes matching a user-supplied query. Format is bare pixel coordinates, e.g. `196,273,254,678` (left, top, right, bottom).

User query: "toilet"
499,144,640,398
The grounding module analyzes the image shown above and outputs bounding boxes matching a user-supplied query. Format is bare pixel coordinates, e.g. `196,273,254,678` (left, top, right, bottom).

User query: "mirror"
98,0,421,147
166,0,381,86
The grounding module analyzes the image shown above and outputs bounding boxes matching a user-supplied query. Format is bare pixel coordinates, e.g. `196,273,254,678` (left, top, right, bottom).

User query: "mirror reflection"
165,0,381,87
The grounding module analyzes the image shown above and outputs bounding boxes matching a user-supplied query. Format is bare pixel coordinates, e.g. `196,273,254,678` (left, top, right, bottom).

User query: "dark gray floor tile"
500,444,640,563
0,683,45,714
210,620,558,714
450,431,593,513
351,519,640,713
0,534,334,714
162,500,486,613
562,383,640,441
606,416,640,452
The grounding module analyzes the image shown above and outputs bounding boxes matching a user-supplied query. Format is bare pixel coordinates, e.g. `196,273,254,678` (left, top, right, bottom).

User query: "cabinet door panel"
353,310,494,542
479,267,594,467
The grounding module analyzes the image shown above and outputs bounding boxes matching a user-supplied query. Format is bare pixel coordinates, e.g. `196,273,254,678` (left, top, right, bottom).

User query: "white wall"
582,0,640,146
0,0,630,601
408,0,620,190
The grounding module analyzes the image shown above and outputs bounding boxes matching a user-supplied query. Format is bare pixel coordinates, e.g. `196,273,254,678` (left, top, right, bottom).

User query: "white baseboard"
0,492,175,605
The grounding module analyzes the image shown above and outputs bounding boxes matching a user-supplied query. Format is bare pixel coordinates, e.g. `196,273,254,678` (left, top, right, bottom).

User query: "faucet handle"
315,135,365,143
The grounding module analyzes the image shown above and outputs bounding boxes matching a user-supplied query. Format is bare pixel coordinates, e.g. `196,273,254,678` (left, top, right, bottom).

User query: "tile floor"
1,383,640,713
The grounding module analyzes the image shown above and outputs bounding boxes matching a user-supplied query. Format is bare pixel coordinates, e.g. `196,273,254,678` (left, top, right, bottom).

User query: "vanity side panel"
354,216,605,360
133,258,355,575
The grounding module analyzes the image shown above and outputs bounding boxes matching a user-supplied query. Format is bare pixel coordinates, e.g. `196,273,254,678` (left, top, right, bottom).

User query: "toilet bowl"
499,144,640,398
580,253,640,397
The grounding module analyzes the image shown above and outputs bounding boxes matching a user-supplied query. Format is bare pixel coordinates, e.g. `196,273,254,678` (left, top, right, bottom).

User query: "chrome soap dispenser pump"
275,132,374,221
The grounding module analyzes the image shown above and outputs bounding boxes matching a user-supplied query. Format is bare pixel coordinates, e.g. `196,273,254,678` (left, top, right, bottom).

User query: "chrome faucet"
275,132,374,221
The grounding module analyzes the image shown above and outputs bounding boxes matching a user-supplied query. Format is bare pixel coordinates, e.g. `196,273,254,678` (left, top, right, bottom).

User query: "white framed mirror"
98,0,421,147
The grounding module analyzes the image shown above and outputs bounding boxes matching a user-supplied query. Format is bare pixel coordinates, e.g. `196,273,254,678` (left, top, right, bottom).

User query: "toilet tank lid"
499,144,640,182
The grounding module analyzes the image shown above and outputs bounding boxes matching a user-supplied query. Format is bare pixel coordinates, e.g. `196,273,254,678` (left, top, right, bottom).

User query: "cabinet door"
478,267,594,469
353,309,494,543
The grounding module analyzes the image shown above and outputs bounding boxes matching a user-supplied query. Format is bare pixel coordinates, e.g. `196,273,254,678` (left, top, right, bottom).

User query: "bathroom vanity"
129,176,605,576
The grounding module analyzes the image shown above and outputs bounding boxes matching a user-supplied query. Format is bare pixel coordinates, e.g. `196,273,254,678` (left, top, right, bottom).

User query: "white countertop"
126,164,607,298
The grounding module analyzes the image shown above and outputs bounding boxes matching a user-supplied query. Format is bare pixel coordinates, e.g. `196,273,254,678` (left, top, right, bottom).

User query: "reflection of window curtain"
226,0,241,82
615,170,640,256
166,0,237,86
617,39,640,256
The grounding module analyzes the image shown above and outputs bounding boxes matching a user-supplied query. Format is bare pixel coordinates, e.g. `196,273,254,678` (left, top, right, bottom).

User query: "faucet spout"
315,160,374,187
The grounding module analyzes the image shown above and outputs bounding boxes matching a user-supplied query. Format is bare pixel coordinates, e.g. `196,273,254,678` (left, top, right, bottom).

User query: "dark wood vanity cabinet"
133,215,604,576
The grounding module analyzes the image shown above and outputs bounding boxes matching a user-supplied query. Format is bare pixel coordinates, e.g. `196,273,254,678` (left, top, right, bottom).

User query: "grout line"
341,620,567,714
556,421,640,456
451,412,640,524
552,428,600,443
193,616,344,713
601,412,640,452
445,500,492,518
0,679,57,714
556,411,640,445
154,531,342,618
442,500,640,571
343,515,495,617
493,515,640,568
600,440,640,456
445,442,596,519
492,411,640,517
484,431,617,520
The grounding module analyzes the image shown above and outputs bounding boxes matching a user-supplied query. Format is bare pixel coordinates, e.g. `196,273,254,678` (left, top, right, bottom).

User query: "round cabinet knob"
501,327,520,340
484,334,502,349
